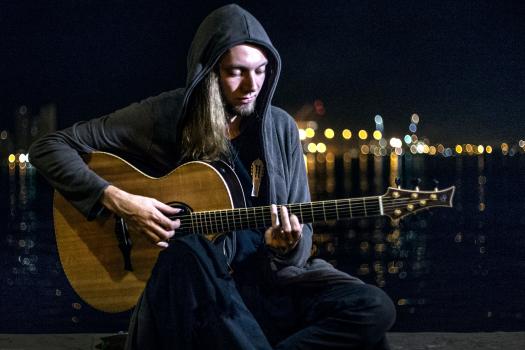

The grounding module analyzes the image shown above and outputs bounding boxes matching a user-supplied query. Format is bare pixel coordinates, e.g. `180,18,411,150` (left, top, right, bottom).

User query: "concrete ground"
0,332,524,350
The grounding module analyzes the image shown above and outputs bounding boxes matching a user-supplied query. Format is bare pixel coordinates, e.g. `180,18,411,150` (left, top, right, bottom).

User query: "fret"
197,212,202,234
348,199,353,218
315,202,325,222
194,212,199,234
190,212,195,233
335,200,339,220
322,201,327,221
256,207,261,229
204,212,210,234
299,203,304,223
226,210,232,232
310,203,315,223
361,197,380,217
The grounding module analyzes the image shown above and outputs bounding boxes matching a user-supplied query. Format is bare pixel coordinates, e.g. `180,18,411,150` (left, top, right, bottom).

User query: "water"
1,154,524,333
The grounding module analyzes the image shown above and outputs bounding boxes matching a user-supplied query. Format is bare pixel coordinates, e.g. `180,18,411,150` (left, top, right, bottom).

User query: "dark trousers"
126,235,396,349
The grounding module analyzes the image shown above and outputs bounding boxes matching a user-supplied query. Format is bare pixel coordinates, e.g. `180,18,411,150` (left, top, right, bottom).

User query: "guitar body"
53,152,242,313
53,152,456,313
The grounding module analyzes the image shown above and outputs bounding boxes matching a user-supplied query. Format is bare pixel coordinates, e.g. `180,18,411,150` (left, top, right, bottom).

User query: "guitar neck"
176,196,382,235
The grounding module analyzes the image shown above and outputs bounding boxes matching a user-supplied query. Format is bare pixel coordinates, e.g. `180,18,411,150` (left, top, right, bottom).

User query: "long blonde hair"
181,70,231,161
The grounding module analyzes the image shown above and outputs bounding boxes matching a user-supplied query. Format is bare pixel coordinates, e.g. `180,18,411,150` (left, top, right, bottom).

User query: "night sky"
2,0,524,144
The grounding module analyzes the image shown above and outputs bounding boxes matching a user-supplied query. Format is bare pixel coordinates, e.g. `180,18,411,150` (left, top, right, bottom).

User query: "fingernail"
174,219,181,229
156,241,169,249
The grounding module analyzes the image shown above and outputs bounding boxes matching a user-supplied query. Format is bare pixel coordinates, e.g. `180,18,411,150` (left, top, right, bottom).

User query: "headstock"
381,185,455,221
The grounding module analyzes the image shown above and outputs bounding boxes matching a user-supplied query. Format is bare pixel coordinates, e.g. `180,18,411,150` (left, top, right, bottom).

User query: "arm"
263,113,313,268
29,94,181,247
29,99,156,219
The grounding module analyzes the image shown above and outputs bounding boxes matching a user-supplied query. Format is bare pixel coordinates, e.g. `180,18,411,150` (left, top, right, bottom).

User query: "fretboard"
176,196,382,235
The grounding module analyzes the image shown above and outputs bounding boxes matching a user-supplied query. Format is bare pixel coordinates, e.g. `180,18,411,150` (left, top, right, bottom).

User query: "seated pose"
30,4,395,349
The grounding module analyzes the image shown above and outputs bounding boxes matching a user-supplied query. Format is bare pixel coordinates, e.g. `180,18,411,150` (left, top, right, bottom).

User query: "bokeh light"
324,128,335,139
298,128,306,140
305,128,315,138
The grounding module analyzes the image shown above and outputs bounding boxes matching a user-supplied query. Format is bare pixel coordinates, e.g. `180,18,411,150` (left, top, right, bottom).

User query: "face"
218,44,268,117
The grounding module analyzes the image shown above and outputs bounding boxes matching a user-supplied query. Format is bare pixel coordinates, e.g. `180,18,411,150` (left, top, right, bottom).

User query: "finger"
156,241,169,249
155,200,182,215
150,222,175,241
280,206,291,234
290,214,302,241
270,204,279,228
153,209,179,231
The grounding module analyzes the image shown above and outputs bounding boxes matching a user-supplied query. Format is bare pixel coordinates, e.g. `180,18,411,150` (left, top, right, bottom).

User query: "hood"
182,4,281,118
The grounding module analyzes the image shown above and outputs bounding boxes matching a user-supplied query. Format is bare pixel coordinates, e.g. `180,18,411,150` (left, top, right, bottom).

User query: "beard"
226,100,256,118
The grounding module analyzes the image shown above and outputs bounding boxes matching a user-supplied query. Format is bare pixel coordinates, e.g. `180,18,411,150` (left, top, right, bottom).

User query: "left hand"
264,204,303,253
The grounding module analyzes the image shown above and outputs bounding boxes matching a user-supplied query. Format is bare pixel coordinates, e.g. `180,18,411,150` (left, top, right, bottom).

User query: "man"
30,4,395,349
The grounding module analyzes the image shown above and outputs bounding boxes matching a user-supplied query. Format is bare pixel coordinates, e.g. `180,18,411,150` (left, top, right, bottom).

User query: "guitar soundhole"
166,202,192,236
167,202,192,215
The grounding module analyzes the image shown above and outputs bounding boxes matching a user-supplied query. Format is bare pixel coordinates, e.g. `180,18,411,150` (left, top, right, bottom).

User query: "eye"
256,66,267,75
229,68,242,77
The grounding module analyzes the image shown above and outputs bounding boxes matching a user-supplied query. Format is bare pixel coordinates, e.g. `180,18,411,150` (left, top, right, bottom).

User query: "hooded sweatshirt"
29,3,324,274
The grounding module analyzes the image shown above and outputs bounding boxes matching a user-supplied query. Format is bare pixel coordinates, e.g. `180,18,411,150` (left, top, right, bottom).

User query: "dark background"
2,0,524,144
1,0,525,334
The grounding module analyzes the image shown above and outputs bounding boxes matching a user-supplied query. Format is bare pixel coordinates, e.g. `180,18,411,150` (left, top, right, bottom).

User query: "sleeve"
268,116,313,269
28,98,157,219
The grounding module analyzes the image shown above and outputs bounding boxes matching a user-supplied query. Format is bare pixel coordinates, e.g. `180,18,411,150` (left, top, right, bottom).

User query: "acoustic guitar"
53,152,455,313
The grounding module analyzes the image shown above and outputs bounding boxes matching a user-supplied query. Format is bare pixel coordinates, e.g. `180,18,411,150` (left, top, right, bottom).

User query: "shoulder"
269,106,297,128
268,105,299,136
141,89,185,113
269,105,293,120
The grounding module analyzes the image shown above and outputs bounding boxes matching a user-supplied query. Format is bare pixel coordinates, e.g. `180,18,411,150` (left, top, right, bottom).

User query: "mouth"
238,96,256,104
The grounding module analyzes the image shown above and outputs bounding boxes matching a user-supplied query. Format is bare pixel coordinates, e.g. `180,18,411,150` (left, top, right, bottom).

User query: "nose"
242,71,257,93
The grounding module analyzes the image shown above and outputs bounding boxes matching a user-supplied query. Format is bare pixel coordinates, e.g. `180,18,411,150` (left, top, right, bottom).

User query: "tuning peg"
411,178,421,191
433,179,440,191
395,177,402,189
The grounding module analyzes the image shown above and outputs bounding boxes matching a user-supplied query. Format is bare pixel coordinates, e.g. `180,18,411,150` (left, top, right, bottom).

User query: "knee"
366,285,396,332
334,283,396,346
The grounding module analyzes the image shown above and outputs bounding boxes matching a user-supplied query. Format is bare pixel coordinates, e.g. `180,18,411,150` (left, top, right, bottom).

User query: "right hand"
101,185,181,248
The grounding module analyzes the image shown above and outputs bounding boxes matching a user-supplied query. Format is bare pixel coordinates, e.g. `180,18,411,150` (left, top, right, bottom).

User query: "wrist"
101,185,126,214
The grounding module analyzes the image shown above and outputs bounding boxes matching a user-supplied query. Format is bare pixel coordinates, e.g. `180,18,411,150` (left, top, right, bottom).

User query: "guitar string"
176,197,440,229
177,197,439,222
175,196,440,222
173,197,446,233
178,199,437,221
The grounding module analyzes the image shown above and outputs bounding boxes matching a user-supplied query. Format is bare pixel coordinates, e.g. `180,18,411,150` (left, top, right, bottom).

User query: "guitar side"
53,152,237,313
